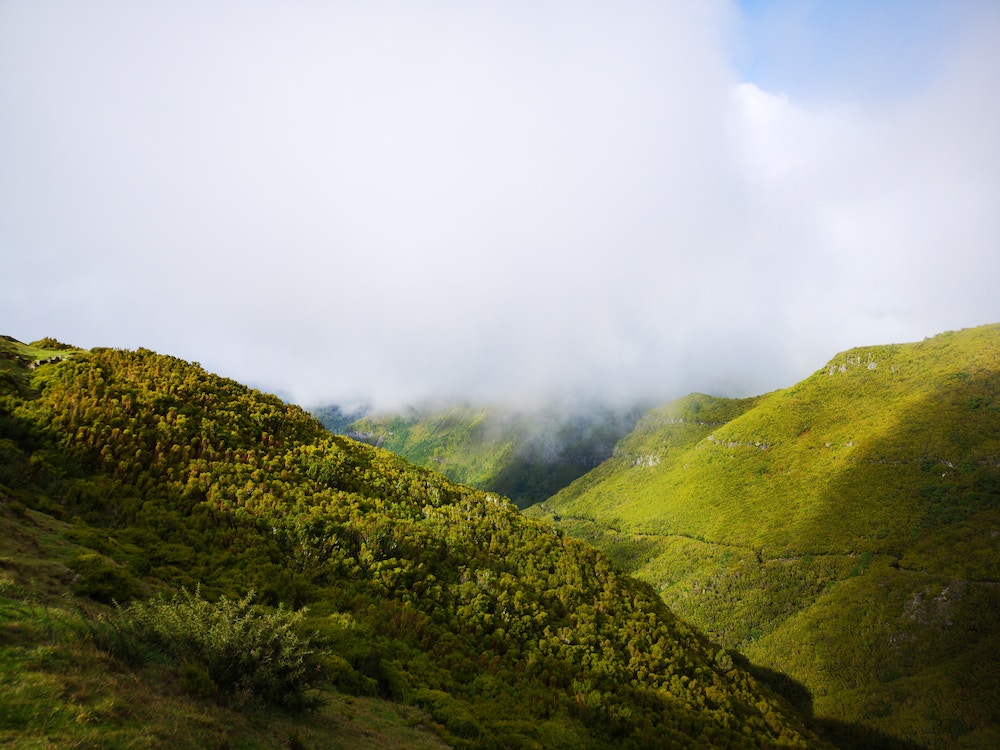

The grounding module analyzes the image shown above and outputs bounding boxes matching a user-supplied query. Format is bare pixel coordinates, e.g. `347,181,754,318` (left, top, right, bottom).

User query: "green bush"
69,552,142,605
117,588,324,708
412,688,484,739
180,659,218,698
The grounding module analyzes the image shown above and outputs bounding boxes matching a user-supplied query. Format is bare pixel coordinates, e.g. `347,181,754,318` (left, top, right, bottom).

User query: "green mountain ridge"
317,402,646,508
528,324,1000,749
0,336,824,748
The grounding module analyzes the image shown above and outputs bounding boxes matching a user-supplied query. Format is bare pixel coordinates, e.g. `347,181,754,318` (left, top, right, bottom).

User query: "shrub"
180,659,218,698
117,587,324,707
412,688,484,739
69,552,142,605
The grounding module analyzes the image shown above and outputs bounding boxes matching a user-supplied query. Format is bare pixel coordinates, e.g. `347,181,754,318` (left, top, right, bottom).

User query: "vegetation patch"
99,588,325,707
0,336,824,748
534,323,1000,748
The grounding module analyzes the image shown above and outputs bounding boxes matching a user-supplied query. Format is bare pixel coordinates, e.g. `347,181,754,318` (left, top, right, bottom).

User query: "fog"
2,1,998,410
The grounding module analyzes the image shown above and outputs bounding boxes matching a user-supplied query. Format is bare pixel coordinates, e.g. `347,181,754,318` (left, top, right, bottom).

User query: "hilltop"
528,324,1000,748
0,336,823,748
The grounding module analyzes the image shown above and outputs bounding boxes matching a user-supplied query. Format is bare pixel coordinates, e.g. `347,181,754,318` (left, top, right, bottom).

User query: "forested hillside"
529,324,1000,749
0,336,824,748
324,403,644,508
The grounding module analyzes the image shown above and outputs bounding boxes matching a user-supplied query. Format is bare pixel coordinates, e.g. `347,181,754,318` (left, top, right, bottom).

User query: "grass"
530,323,1000,748
0,340,829,749
0,501,448,750
0,337,81,398
337,402,644,508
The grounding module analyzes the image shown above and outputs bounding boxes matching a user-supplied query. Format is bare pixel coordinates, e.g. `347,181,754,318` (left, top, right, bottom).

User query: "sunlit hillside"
0,336,824,749
529,324,1000,749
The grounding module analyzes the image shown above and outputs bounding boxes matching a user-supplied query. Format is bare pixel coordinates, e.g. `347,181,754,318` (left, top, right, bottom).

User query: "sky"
1,0,998,410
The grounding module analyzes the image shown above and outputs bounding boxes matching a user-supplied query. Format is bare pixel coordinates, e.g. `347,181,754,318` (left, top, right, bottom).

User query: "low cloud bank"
1,2,997,410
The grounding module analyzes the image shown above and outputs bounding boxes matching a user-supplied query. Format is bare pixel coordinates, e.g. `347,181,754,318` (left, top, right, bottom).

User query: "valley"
1,324,997,748
317,402,647,509
526,324,1000,749
311,324,1000,748
0,336,824,749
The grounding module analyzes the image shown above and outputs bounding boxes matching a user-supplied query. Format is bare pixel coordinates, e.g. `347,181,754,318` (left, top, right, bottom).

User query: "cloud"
729,2,1000,352
1,1,998,410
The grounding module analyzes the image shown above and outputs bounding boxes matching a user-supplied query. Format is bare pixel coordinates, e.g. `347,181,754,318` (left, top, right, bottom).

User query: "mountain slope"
528,324,1000,748
0,337,824,748
323,402,644,508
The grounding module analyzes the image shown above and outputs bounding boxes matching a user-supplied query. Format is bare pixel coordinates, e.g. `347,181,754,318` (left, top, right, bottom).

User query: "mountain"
528,324,1000,749
311,402,371,435
318,402,645,508
0,336,824,748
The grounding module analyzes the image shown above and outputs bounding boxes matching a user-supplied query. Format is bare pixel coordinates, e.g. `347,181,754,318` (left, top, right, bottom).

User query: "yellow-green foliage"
341,403,643,508
0,498,449,749
112,588,323,707
532,323,1000,748
348,405,516,490
0,340,825,748
0,336,80,399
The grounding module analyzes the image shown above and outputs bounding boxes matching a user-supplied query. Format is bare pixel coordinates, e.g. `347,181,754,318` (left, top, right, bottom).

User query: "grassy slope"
0,507,447,750
0,338,447,749
529,324,1000,749
0,337,825,749
339,404,642,508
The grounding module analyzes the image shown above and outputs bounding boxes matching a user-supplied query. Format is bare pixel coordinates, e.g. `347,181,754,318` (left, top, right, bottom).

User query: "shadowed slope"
331,402,645,508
